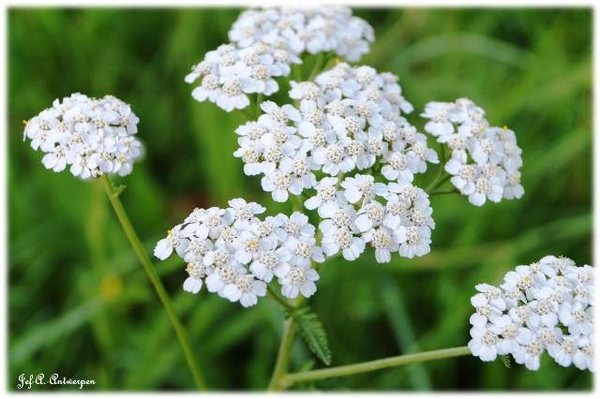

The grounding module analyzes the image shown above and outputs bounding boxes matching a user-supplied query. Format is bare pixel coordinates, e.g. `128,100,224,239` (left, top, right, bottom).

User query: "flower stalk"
267,318,298,391
101,175,207,390
278,346,471,389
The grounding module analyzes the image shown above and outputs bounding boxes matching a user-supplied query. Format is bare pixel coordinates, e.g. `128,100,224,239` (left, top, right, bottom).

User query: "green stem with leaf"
101,175,207,391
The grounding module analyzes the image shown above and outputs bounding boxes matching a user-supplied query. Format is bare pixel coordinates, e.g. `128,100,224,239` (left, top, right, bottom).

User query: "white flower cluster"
229,6,374,62
234,62,433,199
422,98,524,206
468,256,594,371
23,93,142,179
312,176,435,262
185,42,301,112
234,63,437,263
154,198,323,307
186,6,375,112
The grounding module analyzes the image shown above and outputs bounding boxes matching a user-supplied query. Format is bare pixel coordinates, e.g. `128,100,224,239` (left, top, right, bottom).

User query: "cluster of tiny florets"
422,98,524,206
23,93,142,179
229,6,374,62
234,62,435,200
312,176,435,262
185,6,374,112
468,256,594,371
154,198,322,307
185,42,301,112
234,62,437,263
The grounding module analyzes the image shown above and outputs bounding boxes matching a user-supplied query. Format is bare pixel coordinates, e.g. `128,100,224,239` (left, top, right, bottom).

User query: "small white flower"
321,226,365,261
154,228,189,260
468,324,500,362
558,301,593,336
355,200,385,233
279,264,320,299
398,226,430,258
341,174,387,205
304,177,341,217
249,249,290,282
513,328,543,370
572,337,594,371
183,262,208,294
222,274,267,307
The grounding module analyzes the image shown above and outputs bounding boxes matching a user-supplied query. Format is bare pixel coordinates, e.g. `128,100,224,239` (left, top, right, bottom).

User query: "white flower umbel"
422,98,524,206
468,256,594,372
228,6,374,62
154,198,322,307
235,62,438,205
318,176,434,263
23,93,142,179
185,42,301,112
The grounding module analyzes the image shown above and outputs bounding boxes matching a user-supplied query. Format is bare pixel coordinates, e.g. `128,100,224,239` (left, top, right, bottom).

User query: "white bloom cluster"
228,6,374,62
422,98,524,206
233,63,438,263
234,62,435,200
23,93,142,179
468,256,594,371
186,6,375,112
154,198,323,307
185,42,301,112
313,176,435,263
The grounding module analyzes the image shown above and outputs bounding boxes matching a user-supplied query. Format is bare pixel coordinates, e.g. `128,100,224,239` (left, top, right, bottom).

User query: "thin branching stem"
279,346,471,389
101,175,207,391
267,318,297,391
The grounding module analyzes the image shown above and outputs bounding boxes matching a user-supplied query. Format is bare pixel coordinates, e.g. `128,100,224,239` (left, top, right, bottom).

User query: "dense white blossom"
422,98,524,206
185,42,301,112
468,256,594,372
228,6,374,62
186,6,375,111
154,199,321,307
318,176,435,263
235,62,438,205
23,93,142,179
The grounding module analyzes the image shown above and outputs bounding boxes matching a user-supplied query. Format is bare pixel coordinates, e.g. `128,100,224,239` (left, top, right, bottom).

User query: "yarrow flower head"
421,98,524,206
228,6,374,62
234,62,436,200
154,198,323,307
468,255,594,372
233,62,438,264
23,93,142,179
185,6,375,112
185,42,301,112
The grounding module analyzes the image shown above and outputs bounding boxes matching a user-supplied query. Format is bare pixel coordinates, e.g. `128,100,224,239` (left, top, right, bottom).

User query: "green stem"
307,52,325,82
267,284,296,311
290,194,304,213
429,188,460,197
100,175,207,391
425,174,452,194
425,143,449,194
279,346,471,389
267,318,297,391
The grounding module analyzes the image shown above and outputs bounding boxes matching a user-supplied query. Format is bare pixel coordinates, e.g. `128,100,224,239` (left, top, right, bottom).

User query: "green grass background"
7,7,592,391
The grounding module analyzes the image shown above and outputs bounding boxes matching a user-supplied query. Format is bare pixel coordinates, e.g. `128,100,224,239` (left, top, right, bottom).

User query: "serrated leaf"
294,308,332,366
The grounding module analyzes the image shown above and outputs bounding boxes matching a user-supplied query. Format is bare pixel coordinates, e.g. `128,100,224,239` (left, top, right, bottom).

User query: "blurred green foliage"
8,7,591,391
